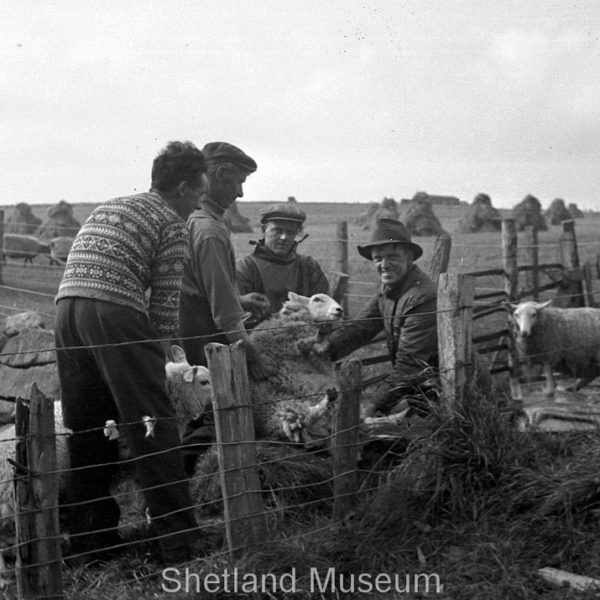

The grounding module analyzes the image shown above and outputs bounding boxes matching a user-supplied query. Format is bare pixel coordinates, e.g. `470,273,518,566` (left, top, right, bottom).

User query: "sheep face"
165,345,213,431
510,300,552,338
281,292,344,323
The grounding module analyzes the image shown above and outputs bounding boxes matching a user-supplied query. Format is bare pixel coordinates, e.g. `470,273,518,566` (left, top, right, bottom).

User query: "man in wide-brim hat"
308,218,438,415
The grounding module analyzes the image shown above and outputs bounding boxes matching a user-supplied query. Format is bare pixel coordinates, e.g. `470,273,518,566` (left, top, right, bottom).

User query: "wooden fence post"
502,219,518,301
560,220,584,307
205,341,266,558
437,273,474,409
336,222,349,315
332,359,361,521
0,209,4,285
14,384,63,600
501,218,523,400
524,225,539,300
429,231,452,286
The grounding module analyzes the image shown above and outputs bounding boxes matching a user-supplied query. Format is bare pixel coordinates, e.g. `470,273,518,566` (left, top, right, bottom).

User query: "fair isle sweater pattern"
55,192,186,336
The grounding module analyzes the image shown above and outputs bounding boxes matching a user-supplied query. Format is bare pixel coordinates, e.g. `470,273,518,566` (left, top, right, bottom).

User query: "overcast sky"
2,1,599,209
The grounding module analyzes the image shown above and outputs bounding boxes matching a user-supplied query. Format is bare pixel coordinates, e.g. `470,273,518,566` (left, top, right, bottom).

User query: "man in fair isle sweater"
54,141,206,564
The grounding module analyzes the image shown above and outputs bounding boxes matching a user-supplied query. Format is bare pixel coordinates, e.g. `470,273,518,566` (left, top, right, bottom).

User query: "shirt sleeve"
197,237,246,333
148,221,186,337
236,255,259,296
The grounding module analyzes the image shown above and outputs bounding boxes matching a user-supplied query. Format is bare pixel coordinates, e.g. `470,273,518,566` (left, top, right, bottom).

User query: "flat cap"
259,203,307,224
201,141,257,173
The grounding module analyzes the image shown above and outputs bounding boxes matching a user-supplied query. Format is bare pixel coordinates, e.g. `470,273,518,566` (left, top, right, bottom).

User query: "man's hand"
240,293,271,321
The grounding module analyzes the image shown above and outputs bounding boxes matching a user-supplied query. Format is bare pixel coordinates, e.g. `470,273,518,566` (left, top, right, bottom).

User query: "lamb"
509,300,600,397
1,234,51,265
247,292,343,445
0,345,211,580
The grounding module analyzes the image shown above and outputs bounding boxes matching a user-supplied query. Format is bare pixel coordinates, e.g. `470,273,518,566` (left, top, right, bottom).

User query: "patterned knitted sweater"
55,191,186,337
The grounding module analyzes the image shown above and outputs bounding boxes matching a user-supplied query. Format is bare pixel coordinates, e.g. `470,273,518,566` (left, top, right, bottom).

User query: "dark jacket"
327,264,438,401
236,240,329,313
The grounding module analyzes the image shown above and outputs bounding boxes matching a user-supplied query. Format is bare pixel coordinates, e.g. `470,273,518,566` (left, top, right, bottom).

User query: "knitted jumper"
55,191,186,337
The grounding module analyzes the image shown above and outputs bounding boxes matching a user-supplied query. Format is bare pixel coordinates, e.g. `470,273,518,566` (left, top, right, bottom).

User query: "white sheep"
509,300,600,397
0,345,212,581
248,292,343,445
1,234,51,266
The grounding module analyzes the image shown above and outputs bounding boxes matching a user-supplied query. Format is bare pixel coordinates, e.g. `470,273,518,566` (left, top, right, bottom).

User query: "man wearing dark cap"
178,142,273,379
236,203,329,324
308,218,438,415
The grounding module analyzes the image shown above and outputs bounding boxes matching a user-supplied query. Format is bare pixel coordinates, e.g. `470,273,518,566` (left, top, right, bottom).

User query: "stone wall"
0,311,59,420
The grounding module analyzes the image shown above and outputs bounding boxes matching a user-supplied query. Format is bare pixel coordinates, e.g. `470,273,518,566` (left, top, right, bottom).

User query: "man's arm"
318,293,384,361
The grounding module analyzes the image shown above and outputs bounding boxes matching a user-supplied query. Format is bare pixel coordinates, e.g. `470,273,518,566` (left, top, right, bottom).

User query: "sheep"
1,234,50,266
247,292,343,445
48,236,74,266
0,345,211,580
509,300,600,397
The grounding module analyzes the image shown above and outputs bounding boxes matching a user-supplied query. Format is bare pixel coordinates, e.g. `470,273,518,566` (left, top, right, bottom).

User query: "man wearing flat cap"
309,218,438,415
178,141,273,379
236,202,329,325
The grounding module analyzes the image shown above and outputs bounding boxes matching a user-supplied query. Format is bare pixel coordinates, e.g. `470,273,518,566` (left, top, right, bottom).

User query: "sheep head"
280,292,344,323
508,300,552,338
165,345,213,435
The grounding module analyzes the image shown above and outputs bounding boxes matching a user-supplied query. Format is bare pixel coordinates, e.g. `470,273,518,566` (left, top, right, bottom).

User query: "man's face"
371,243,413,286
263,220,302,256
209,165,247,209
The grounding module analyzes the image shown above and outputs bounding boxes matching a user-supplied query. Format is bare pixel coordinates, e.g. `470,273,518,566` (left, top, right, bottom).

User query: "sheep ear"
241,312,252,323
539,300,552,309
183,366,195,383
170,345,188,363
287,291,301,302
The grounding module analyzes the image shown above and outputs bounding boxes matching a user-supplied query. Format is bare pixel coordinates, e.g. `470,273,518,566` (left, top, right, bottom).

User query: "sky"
2,1,600,210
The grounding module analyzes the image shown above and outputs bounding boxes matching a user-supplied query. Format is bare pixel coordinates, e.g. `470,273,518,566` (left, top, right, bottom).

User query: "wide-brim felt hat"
357,218,423,261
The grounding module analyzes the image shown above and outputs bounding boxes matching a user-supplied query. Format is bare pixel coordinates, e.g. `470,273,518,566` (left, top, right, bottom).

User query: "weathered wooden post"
14,384,63,600
437,273,474,409
0,209,4,285
332,359,361,521
429,231,452,286
502,218,522,400
205,341,266,558
524,225,539,300
502,219,518,301
560,219,585,307
335,221,349,315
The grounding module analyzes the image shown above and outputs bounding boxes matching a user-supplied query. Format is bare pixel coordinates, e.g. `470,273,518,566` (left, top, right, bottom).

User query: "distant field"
2,201,600,330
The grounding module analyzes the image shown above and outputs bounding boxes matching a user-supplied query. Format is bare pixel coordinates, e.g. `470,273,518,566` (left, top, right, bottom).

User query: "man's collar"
251,239,298,264
200,197,227,217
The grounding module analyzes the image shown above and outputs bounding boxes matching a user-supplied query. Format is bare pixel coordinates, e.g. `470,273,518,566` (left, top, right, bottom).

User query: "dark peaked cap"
202,142,257,173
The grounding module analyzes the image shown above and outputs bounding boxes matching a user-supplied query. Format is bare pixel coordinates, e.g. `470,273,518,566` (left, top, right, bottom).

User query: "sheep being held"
248,292,343,445
509,300,600,397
